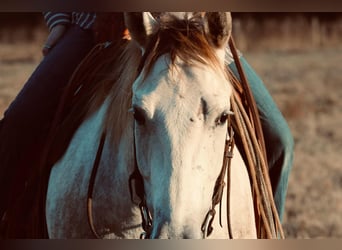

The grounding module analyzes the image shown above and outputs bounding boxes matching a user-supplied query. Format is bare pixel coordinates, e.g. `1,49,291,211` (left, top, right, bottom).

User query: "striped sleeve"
71,12,96,30
43,12,71,31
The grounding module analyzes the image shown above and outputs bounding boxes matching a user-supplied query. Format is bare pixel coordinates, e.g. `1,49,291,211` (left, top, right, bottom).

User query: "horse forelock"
138,15,225,80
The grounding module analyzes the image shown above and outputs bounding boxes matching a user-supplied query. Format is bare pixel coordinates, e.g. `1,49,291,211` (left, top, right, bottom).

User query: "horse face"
132,54,232,238
128,12,233,238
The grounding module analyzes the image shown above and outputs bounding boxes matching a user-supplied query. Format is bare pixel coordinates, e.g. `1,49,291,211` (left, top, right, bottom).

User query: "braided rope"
228,38,284,239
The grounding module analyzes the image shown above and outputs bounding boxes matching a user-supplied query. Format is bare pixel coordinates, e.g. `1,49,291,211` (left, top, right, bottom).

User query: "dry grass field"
246,48,342,238
0,13,341,238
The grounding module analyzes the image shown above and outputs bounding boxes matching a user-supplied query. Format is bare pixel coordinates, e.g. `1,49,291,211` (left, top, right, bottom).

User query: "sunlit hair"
139,14,223,79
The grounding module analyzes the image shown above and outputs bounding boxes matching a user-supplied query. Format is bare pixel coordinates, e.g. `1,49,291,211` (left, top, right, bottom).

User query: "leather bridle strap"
86,122,153,239
201,116,235,239
87,130,106,239
128,122,153,239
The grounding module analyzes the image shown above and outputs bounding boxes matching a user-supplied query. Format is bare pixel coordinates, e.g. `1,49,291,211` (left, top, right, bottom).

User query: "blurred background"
0,12,341,238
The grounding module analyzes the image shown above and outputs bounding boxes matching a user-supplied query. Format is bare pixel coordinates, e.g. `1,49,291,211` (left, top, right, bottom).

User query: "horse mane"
139,14,224,79
102,41,141,144
48,39,141,164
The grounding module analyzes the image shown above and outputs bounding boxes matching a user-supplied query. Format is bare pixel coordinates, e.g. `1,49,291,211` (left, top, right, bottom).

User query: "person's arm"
42,12,71,56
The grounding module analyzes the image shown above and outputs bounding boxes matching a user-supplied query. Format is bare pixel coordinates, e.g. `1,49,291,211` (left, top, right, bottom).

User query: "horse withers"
46,12,256,239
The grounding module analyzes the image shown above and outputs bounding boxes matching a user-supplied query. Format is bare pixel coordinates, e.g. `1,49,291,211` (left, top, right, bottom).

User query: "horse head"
125,12,234,238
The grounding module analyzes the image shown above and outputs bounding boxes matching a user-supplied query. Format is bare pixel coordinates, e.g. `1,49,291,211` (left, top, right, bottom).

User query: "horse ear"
124,12,158,49
203,12,232,48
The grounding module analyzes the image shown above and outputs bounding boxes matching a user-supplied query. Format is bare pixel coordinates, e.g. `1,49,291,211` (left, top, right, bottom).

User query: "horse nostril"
182,233,191,239
182,226,200,239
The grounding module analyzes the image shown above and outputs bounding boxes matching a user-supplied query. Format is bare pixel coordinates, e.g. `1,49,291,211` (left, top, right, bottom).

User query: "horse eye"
133,108,146,125
215,112,229,126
